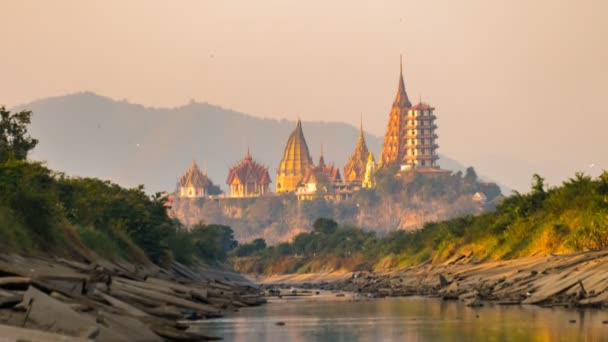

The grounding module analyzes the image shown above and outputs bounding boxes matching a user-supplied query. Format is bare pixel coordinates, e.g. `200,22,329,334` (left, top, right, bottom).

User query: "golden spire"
394,55,412,108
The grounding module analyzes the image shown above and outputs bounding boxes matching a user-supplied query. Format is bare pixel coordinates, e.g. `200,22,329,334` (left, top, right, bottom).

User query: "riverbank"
0,253,265,341
257,250,608,308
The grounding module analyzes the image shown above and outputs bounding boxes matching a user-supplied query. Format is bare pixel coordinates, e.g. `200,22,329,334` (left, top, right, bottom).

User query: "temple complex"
276,119,314,193
177,160,215,198
297,151,343,200
226,149,271,197
380,57,440,170
343,119,369,187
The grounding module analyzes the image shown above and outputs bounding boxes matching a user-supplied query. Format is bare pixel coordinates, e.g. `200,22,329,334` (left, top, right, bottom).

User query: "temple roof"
178,160,212,188
393,56,412,108
343,119,369,182
303,162,342,184
277,119,314,175
227,149,271,185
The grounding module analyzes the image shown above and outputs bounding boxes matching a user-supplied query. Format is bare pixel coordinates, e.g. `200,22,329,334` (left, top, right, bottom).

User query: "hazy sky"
1,0,607,190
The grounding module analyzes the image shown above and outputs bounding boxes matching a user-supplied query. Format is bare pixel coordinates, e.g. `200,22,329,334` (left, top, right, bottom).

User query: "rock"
275,321,286,326
0,324,89,342
0,294,23,308
439,274,449,288
465,296,484,307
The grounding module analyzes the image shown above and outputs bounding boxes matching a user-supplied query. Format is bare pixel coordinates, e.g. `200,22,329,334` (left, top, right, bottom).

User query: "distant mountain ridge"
16,92,480,193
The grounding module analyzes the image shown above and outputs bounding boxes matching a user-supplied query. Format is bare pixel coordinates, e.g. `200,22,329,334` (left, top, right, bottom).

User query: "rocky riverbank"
0,254,265,341
259,250,608,309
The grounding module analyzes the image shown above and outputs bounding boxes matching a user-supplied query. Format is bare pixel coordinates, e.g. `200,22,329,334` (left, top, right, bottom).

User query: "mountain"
16,92,479,193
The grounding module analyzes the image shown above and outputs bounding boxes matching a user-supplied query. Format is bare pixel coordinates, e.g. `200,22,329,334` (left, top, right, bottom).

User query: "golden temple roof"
394,55,412,108
343,118,369,183
277,119,313,176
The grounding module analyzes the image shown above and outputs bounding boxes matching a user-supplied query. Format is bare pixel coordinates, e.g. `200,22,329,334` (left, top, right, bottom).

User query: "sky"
1,0,607,191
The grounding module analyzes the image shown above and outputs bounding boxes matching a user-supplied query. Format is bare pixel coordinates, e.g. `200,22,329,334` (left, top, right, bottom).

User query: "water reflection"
192,297,608,341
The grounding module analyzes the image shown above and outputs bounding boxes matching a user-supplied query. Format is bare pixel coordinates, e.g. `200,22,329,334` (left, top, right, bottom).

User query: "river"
191,296,607,341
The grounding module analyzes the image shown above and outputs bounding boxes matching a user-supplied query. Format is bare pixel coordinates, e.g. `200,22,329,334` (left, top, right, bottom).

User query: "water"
191,297,608,341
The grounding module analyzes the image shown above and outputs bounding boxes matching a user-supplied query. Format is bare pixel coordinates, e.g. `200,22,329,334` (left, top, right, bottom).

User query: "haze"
1,0,607,191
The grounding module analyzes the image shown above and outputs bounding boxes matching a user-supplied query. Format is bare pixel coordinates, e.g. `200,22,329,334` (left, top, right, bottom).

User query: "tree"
531,174,546,194
312,218,338,235
0,107,38,163
464,167,478,184
191,223,237,262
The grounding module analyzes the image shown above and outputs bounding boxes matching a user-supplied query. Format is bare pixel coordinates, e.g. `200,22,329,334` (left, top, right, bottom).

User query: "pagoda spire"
246,145,252,160
394,55,412,108
318,143,325,167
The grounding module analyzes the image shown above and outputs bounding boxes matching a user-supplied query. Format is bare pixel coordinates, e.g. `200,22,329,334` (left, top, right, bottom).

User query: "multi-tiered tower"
380,57,439,170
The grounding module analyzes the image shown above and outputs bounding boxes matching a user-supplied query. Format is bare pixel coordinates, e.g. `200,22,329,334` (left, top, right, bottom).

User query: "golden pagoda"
276,119,314,193
226,148,271,197
380,56,439,170
343,118,369,186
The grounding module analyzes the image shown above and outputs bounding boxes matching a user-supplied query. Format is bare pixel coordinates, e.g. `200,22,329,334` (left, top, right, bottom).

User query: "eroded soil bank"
257,250,608,308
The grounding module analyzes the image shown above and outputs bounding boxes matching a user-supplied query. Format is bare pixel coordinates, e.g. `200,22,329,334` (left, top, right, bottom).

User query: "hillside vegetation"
232,173,608,275
0,106,237,267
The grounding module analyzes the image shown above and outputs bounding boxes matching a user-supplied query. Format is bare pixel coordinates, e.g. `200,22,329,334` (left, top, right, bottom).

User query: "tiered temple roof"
276,119,314,192
380,56,412,167
226,149,271,188
380,56,440,169
178,160,212,188
343,119,369,185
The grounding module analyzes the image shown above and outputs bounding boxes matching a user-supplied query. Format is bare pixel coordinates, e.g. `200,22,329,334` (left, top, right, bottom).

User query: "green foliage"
0,107,38,163
233,238,267,257
312,218,338,235
189,223,237,263
232,172,608,275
